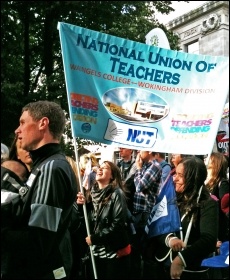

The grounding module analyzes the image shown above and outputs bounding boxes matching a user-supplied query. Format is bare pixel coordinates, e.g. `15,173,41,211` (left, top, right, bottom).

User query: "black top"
1,143,78,279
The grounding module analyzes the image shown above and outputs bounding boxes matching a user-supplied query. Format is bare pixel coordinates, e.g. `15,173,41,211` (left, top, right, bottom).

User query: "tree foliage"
1,1,182,154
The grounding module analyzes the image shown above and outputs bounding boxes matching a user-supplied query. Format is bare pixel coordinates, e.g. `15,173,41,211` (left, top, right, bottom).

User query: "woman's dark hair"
86,160,128,202
195,155,205,161
9,136,18,161
182,156,207,192
176,156,210,222
101,161,124,189
102,161,130,201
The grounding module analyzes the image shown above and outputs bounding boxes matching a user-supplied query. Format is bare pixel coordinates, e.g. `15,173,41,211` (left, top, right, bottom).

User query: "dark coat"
210,179,229,241
89,187,130,251
117,158,137,213
154,196,219,271
1,144,78,279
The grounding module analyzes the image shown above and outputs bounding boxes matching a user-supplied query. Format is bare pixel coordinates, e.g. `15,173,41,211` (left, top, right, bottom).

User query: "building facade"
166,1,229,155
166,1,229,57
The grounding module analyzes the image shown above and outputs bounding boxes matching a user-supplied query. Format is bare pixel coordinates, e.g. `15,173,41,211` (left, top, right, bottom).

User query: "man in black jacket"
1,101,78,279
117,147,140,278
117,147,137,213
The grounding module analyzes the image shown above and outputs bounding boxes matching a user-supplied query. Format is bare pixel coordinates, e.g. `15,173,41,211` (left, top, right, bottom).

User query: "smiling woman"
76,160,131,279
148,156,219,280
173,164,185,193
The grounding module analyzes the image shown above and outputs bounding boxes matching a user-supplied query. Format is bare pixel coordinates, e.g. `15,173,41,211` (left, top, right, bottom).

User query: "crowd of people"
1,100,229,279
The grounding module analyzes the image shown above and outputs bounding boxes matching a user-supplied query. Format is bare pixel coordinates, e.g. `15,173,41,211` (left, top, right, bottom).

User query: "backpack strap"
161,162,171,169
218,179,229,188
2,172,29,197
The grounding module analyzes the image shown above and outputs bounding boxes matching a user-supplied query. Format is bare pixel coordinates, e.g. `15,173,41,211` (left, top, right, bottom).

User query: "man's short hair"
158,153,165,159
22,101,66,140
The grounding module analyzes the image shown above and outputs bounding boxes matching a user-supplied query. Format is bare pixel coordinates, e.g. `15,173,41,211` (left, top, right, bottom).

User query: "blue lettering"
126,129,154,144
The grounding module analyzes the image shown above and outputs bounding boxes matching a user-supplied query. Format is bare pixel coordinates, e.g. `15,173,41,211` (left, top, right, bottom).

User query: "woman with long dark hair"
146,156,219,279
77,160,131,279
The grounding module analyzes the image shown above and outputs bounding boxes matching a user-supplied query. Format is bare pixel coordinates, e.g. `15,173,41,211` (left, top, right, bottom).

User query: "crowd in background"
1,100,229,279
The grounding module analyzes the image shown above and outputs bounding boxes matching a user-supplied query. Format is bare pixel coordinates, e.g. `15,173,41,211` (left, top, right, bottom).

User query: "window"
186,41,199,54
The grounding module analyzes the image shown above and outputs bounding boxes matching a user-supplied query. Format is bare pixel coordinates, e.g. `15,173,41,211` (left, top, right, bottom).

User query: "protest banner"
145,175,181,238
58,21,229,155
216,102,229,154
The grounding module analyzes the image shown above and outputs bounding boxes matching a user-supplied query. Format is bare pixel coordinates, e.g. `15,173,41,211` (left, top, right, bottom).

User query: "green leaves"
1,1,182,150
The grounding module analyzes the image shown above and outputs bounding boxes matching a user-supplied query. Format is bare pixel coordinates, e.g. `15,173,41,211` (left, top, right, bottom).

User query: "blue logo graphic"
81,123,91,133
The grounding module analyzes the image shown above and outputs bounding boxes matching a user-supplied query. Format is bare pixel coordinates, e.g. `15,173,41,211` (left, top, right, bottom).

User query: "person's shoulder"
113,187,123,194
205,194,219,208
42,153,70,170
198,195,218,218
111,188,127,206
128,159,137,171
131,157,136,164
117,159,124,168
161,161,171,169
149,160,161,171
219,178,229,187
112,187,126,198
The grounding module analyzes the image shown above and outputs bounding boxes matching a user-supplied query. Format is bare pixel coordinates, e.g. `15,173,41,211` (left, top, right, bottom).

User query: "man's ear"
39,117,49,129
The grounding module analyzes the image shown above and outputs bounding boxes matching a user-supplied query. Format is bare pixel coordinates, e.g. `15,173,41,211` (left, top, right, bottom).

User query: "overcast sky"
155,1,209,24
